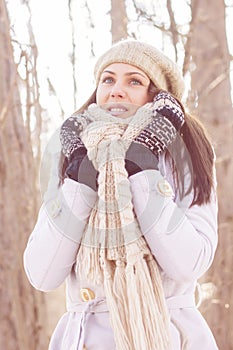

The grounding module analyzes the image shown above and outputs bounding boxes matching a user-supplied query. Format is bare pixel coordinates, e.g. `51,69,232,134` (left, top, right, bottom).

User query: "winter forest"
0,0,233,349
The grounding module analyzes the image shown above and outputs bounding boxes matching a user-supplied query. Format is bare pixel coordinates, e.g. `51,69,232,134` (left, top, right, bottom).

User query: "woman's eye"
130,79,142,85
102,77,113,84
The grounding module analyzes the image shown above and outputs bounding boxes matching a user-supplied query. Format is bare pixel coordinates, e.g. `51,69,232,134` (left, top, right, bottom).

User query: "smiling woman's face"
96,63,152,118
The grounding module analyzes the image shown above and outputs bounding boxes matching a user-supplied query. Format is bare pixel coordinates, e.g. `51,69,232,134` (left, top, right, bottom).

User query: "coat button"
157,179,173,197
80,288,95,302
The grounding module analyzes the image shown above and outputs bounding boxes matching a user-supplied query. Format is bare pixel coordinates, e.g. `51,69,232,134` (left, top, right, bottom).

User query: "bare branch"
131,0,167,32
47,77,65,116
84,0,95,57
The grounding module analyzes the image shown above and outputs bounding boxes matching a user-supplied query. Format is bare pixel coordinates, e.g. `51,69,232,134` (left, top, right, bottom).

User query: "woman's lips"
101,103,140,118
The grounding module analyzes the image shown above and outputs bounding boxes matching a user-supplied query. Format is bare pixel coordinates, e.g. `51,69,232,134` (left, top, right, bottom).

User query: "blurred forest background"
0,0,233,349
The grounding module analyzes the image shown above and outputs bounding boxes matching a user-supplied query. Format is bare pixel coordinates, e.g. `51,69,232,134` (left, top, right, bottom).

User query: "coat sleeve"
23,179,97,292
129,168,218,283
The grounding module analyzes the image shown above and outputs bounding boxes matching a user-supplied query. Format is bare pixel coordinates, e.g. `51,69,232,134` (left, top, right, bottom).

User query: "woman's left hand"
125,92,184,177
152,91,185,131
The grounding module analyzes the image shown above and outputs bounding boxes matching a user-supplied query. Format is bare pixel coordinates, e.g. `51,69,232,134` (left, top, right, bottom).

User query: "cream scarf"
75,103,171,350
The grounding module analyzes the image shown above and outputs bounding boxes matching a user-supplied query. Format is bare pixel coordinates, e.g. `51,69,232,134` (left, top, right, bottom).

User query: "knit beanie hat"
94,39,185,100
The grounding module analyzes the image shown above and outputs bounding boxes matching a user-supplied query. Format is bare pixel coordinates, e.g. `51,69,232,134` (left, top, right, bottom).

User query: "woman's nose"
110,83,126,98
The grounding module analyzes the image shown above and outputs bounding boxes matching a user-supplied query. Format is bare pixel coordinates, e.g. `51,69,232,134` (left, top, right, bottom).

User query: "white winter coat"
24,153,219,350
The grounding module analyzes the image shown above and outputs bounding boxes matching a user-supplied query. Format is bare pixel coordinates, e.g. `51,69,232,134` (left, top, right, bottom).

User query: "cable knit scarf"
74,103,171,350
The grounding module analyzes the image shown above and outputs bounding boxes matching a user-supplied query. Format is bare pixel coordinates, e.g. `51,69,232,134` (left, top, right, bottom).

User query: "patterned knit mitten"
126,91,185,176
60,115,98,191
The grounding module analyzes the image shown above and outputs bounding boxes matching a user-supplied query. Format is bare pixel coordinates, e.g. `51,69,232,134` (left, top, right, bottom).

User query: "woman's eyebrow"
102,70,148,79
125,71,148,79
102,70,115,75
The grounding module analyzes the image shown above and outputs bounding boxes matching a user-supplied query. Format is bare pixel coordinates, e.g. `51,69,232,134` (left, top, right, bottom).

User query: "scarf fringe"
126,239,171,349
107,258,133,350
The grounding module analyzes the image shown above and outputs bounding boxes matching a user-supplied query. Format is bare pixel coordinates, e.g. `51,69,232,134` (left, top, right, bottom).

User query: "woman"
24,40,219,349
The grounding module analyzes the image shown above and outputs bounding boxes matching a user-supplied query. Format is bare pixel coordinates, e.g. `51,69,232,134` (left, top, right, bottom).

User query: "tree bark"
111,0,128,43
187,1,233,349
0,1,48,349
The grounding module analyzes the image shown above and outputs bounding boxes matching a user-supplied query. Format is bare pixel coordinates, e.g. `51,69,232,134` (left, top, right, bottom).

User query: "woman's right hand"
60,116,98,191
65,146,98,191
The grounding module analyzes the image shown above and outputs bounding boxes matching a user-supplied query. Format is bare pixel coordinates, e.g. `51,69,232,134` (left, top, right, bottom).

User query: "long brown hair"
60,86,215,207
179,112,214,205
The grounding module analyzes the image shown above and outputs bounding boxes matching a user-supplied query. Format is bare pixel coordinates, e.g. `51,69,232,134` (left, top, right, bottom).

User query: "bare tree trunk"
187,1,233,349
0,1,48,349
111,0,128,43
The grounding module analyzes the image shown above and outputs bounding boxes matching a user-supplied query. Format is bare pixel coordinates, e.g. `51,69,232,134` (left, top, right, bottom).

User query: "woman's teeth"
109,108,127,113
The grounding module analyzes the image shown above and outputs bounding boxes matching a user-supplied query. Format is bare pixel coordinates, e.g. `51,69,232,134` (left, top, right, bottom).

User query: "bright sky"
29,0,112,115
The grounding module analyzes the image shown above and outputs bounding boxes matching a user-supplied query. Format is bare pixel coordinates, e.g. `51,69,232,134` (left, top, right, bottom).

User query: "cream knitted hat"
94,39,185,100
